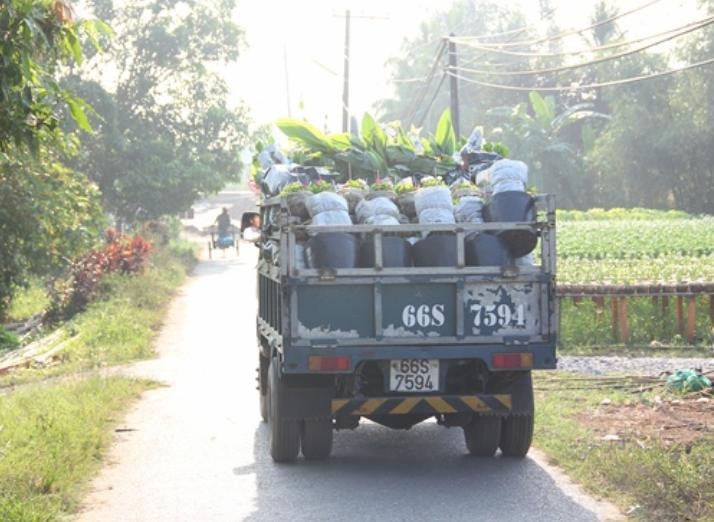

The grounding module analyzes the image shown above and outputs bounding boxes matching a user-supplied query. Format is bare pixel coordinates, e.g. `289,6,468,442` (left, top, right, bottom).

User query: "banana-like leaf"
529,92,555,127
276,118,334,153
552,107,610,133
386,145,416,167
327,132,354,151
434,108,456,156
361,113,388,159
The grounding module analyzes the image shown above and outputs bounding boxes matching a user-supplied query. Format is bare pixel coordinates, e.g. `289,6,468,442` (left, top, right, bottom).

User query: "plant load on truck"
252,110,557,462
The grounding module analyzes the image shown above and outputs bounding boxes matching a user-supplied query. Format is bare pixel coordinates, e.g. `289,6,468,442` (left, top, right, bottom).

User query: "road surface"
76,192,621,522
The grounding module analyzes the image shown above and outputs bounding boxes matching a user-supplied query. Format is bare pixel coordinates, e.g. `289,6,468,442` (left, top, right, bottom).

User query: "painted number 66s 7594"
470,303,526,329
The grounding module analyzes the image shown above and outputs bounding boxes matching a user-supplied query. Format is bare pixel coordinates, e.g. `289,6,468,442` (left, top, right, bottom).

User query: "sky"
226,0,702,132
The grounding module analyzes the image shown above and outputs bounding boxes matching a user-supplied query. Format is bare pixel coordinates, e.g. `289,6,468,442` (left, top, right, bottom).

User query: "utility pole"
342,9,351,132
333,11,389,133
447,33,461,138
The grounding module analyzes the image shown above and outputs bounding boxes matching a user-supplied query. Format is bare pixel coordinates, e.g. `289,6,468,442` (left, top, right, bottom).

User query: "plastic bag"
258,143,287,170
489,159,528,194
666,369,712,393
260,164,292,196
307,192,349,217
455,196,484,223
459,127,484,157
311,210,353,226
415,186,453,214
418,207,455,225
355,197,400,223
364,215,400,226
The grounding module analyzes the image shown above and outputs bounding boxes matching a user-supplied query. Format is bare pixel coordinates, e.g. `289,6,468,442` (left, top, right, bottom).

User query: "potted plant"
280,181,312,220
366,177,396,201
339,178,368,214
450,180,481,202
394,177,417,219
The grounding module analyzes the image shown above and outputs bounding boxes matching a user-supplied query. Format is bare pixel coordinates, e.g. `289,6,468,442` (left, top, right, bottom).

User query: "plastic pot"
412,233,458,267
307,233,359,269
465,233,513,267
484,191,537,257
360,236,412,268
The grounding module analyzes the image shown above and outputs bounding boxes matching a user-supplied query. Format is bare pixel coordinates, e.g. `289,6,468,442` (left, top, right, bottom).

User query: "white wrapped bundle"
414,186,452,214
364,215,400,226
307,192,348,217
455,196,484,223
311,210,353,226
355,197,400,224
418,207,455,225
486,159,528,194
258,143,287,170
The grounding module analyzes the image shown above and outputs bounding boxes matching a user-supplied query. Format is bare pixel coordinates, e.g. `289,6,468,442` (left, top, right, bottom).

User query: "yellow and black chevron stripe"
331,394,512,416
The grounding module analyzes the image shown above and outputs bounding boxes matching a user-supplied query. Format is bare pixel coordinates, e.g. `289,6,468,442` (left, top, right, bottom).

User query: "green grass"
6,282,50,322
0,241,196,387
0,377,154,522
534,375,714,521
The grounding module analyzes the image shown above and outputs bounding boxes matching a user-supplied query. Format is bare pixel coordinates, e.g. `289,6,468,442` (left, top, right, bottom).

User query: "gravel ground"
558,355,714,376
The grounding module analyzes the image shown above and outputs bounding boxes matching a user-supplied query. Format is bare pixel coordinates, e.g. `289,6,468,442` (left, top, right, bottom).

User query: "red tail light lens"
492,352,534,369
308,356,351,371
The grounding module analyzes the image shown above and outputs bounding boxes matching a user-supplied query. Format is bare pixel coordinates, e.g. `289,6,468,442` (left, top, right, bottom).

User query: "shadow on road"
235,422,600,522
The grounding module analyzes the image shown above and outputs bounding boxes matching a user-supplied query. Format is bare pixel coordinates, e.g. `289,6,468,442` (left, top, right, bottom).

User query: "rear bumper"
332,393,512,416
282,342,557,373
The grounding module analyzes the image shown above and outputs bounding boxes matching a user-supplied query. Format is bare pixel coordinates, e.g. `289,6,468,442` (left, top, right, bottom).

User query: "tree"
488,92,609,208
0,1,105,318
69,0,250,220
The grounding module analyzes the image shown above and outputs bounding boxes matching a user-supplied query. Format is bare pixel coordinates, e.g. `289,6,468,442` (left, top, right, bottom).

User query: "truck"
255,194,557,462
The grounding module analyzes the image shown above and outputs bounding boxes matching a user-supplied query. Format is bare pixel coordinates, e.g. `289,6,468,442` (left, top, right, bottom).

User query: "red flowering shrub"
53,231,153,317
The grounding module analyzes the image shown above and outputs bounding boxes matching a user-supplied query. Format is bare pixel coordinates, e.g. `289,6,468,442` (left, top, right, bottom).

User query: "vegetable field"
557,210,714,284
555,209,714,349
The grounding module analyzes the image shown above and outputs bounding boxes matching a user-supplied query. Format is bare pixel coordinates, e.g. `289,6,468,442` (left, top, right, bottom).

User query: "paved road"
76,193,620,522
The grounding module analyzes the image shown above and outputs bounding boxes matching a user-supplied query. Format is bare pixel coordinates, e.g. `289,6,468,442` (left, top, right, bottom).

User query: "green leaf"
434,108,456,156
327,133,353,151
361,113,387,157
66,96,93,133
529,92,554,127
276,118,334,153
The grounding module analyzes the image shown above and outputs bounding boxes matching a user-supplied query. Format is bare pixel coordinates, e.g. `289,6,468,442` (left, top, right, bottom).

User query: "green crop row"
558,219,714,260
556,208,693,221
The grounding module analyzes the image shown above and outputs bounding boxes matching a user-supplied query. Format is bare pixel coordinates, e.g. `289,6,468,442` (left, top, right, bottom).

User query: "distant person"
215,208,232,237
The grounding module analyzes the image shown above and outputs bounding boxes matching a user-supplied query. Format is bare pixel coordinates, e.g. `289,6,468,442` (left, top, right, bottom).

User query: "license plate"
389,359,439,393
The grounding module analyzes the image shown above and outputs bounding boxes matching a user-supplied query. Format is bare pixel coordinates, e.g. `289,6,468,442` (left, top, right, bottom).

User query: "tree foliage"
68,0,250,220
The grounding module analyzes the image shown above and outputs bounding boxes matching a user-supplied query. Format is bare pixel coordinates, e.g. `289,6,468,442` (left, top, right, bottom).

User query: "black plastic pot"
307,233,359,269
484,191,537,257
412,233,458,267
360,236,412,268
465,233,513,267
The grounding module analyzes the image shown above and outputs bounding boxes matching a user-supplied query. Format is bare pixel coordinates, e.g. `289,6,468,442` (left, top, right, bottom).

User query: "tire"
499,413,534,457
268,358,300,462
464,415,502,457
259,355,268,422
300,419,333,460
499,371,534,458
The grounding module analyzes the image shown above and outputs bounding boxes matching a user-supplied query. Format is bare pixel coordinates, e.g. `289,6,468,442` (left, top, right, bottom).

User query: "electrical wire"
450,17,714,77
450,15,714,58
446,56,714,92
415,72,447,127
450,0,665,48
404,40,447,127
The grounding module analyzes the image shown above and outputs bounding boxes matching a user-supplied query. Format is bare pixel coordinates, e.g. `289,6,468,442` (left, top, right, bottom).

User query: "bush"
0,327,20,351
52,232,153,318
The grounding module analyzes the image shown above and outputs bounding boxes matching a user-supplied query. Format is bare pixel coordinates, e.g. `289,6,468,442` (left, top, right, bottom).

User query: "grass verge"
533,374,714,520
0,377,154,521
0,240,197,387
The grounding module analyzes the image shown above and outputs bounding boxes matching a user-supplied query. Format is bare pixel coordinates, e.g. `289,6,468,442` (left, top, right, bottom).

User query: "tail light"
492,352,533,369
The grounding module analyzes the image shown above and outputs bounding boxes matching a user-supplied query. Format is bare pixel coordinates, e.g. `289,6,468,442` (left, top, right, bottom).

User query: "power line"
404,41,447,127
451,17,714,77
450,15,714,59
416,72,447,127
446,56,714,92
451,0,664,48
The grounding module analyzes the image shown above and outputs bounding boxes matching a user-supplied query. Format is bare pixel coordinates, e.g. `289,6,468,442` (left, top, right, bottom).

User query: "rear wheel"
464,415,502,457
499,413,534,457
268,358,300,462
500,372,534,457
300,419,333,460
